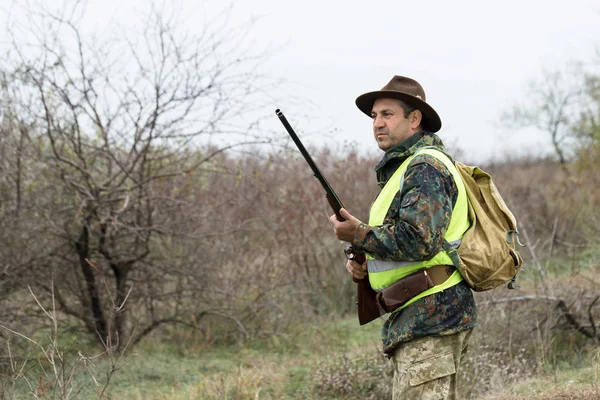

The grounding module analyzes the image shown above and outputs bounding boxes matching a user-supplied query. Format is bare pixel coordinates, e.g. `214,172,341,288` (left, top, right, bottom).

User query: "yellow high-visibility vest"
367,147,470,311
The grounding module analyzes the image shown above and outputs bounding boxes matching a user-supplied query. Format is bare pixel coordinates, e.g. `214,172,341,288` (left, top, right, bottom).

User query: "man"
330,75,477,400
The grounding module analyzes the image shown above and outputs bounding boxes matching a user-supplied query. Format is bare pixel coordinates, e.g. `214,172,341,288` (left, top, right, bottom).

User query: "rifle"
275,109,384,325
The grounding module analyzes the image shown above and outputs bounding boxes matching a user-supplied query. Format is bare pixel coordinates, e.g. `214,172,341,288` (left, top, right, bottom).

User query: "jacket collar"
374,131,446,187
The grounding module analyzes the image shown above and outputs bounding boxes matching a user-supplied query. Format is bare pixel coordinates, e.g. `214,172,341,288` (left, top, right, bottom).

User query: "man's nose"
373,115,385,129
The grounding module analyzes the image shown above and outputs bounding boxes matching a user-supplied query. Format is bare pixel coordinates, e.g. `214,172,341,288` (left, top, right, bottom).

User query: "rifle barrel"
276,109,345,214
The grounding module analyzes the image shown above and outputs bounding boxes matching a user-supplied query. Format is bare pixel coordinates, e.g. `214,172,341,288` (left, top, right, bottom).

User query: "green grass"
112,316,600,400
2,312,599,399
3,248,600,399
121,317,384,399
2,316,385,399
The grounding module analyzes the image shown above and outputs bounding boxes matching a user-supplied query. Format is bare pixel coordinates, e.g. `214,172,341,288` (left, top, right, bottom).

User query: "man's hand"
329,208,362,243
346,259,367,280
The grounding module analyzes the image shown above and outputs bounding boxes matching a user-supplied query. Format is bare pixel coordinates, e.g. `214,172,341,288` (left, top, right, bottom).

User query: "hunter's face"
371,98,420,151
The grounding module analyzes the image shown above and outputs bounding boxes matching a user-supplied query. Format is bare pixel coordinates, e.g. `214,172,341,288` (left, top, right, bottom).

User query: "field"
3,253,599,399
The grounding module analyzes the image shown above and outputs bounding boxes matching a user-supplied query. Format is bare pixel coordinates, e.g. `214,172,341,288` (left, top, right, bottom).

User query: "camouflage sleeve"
352,154,458,261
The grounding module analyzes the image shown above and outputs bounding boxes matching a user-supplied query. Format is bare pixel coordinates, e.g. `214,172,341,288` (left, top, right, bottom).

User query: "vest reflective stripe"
366,148,470,302
367,239,462,276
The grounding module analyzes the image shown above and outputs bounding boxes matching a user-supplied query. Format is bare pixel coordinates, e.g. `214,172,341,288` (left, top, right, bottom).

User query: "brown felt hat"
355,75,442,133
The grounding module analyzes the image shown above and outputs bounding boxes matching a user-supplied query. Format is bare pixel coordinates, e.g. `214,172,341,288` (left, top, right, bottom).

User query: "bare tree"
0,0,278,348
501,68,585,164
575,73,600,150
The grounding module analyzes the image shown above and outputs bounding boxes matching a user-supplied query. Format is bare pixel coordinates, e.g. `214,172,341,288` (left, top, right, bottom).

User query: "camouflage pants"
390,329,472,400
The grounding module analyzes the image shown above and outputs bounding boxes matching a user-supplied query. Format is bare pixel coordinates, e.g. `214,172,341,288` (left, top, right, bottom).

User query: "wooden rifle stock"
345,246,385,325
276,109,383,325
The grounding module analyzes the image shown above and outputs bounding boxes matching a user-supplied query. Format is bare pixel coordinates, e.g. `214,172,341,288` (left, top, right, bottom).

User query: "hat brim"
355,91,442,133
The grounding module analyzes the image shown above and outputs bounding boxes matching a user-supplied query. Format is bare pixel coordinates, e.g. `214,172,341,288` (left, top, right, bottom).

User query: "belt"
377,265,455,313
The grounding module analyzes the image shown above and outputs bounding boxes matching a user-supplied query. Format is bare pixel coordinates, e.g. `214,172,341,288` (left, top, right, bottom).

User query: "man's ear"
411,109,423,129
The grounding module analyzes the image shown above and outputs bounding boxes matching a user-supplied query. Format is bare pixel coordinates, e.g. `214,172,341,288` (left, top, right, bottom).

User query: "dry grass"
491,389,600,400
484,370,600,400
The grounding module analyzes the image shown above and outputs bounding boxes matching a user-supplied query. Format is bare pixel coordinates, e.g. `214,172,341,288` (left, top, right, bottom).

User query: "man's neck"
384,131,425,155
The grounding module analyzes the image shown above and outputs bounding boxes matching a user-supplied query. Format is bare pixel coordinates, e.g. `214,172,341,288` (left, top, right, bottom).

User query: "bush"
311,349,393,399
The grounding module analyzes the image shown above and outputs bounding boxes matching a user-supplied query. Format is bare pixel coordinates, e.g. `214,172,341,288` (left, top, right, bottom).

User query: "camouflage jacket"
352,132,477,354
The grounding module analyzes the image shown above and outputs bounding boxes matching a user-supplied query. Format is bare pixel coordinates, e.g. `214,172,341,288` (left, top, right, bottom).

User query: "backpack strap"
442,240,462,270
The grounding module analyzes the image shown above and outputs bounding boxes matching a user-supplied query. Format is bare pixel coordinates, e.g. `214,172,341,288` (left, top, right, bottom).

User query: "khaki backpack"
415,148,525,291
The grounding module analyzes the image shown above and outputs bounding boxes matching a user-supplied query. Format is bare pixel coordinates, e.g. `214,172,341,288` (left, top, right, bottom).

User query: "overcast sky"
236,0,600,162
6,0,600,163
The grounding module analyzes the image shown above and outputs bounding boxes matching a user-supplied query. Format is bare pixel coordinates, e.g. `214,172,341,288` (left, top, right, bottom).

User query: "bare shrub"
187,146,379,339
459,295,539,399
458,270,600,399
312,349,393,399
0,280,132,399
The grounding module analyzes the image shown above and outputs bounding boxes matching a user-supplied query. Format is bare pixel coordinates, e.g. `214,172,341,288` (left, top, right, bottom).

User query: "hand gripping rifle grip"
344,244,366,283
